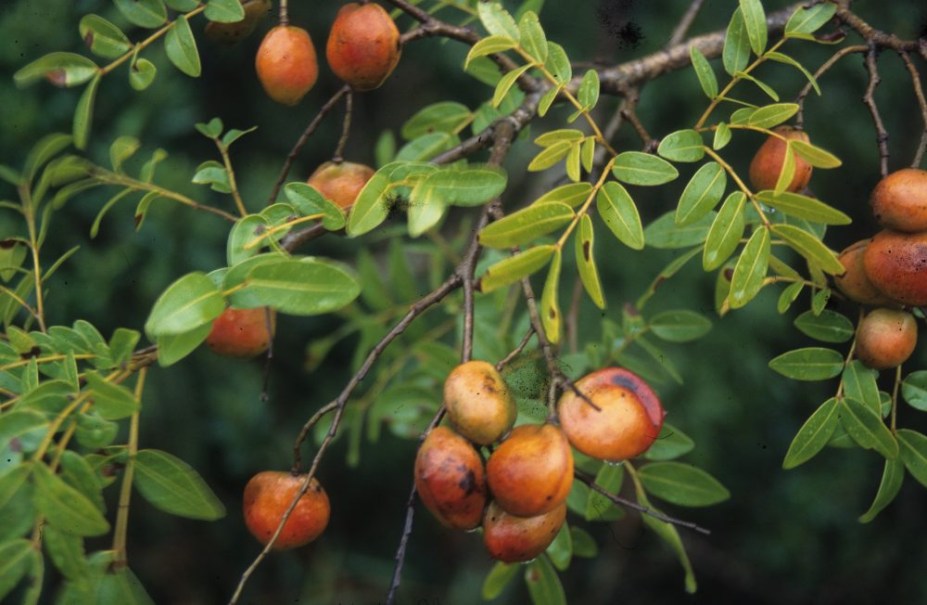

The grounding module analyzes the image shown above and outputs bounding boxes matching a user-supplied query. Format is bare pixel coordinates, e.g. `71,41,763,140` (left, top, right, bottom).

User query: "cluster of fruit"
835,168,927,370
415,362,665,563
255,1,401,105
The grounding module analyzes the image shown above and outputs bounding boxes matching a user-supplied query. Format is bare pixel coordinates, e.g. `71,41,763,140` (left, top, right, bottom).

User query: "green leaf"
791,140,842,168
546,523,572,571
85,372,140,420
767,52,821,95
492,64,532,108
419,165,508,207
728,226,769,308
536,183,592,208
0,540,34,601
689,46,717,99
33,463,109,536
675,161,726,226
577,69,599,109
129,58,157,91
612,152,679,186
657,130,704,163
465,35,518,68
230,258,360,316
109,136,140,173
769,347,844,381
396,132,459,162
284,182,345,231
94,565,156,604
585,463,624,521
0,466,35,542
747,103,798,129
402,102,472,139
703,191,746,270
73,75,101,151
858,458,904,523
540,250,562,344
79,15,132,59
155,322,211,367
528,141,572,172
14,52,99,88
227,214,270,266
134,449,225,519
738,0,767,56
644,423,695,461
713,122,732,150
639,462,730,507
902,371,927,412
0,410,47,445
524,556,566,605
754,191,851,225
479,202,573,248
20,380,73,413
649,310,712,343
479,245,556,293
771,224,844,275
570,526,598,558
645,211,715,249
840,398,899,459
346,169,391,236
204,0,246,22
782,397,839,469
165,17,201,77
114,0,168,28
596,181,644,250
478,1,520,39
794,309,854,343
738,71,779,101
575,215,605,309
544,42,572,84
897,429,927,487
407,183,447,237
785,3,837,37
144,272,224,338
638,492,697,593
44,524,90,583
518,11,547,63
537,85,561,117
482,561,519,599
723,7,750,76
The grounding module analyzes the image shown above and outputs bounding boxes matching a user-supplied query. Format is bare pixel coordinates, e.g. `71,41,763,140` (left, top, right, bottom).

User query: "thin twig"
332,91,354,163
796,44,867,126
575,468,711,535
899,51,927,167
266,85,350,206
496,326,536,371
667,0,706,48
863,44,890,176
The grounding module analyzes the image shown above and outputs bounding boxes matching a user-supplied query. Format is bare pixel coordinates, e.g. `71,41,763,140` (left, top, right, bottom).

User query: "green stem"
113,368,146,571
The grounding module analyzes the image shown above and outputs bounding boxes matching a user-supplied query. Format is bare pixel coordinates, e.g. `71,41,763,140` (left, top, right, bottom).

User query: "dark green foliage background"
3,0,927,603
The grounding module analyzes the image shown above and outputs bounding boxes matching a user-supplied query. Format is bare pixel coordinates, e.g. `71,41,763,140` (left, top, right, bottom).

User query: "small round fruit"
834,240,894,306
325,2,401,91
748,126,813,193
206,307,275,357
205,0,272,45
870,168,927,232
306,161,375,210
482,501,566,563
557,368,664,462
855,308,918,370
414,426,487,530
255,25,318,105
443,360,516,446
242,471,330,550
862,229,927,306
486,423,573,517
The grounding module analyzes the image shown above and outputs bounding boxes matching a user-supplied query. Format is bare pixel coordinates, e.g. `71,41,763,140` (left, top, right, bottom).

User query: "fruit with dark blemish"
557,367,664,462
482,501,566,563
862,229,927,306
486,423,573,517
443,360,516,445
414,426,487,530
242,471,330,550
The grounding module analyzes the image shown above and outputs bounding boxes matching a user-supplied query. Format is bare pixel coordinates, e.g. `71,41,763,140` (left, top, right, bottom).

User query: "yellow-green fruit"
443,360,516,445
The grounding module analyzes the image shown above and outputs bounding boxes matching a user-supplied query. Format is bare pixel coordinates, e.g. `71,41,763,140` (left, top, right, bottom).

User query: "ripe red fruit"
482,501,566,563
325,2,401,91
443,360,517,445
855,308,918,370
485,423,573,517
206,307,275,357
862,229,927,306
242,471,330,550
414,426,487,530
748,126,813,193
870,168,927,232
255,25,318,105
306,161,375,210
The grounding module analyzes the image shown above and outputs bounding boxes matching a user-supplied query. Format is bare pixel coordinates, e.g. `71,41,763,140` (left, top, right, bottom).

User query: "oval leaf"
165,17,201,77
703,191,746,270
754,191,850,225
612,152,679,186
858,458,904,523
782,397,839,469
133,449,225,520
728,226,769,309
33,463,109,536
793,309,854,343
675,161,726,226
897,429,927,487
649,310,712,343
229,258,360,315
575,214,605,309
479,202,573,248
596,181,644,250
144,272,225,338
769,347,844,381
658,129,705,163
479,245,555,293
639,462,730,507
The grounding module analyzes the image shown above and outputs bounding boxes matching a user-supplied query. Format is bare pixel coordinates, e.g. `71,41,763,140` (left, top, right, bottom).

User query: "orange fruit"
206,307,275,357
482,501,566,563
748,126,813,193
862,229,927,306
414,426,487,530
306,161,375,210
443,360,517,446
325,2,401,91
855,308,918,370
242,471,330,550
255,25,318,105
870,168,927,232
834,240,894,306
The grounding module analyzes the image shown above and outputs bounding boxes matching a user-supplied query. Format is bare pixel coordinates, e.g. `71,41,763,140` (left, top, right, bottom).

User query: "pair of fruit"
834,168,927,370
256,2,401,105
415,363,665,562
